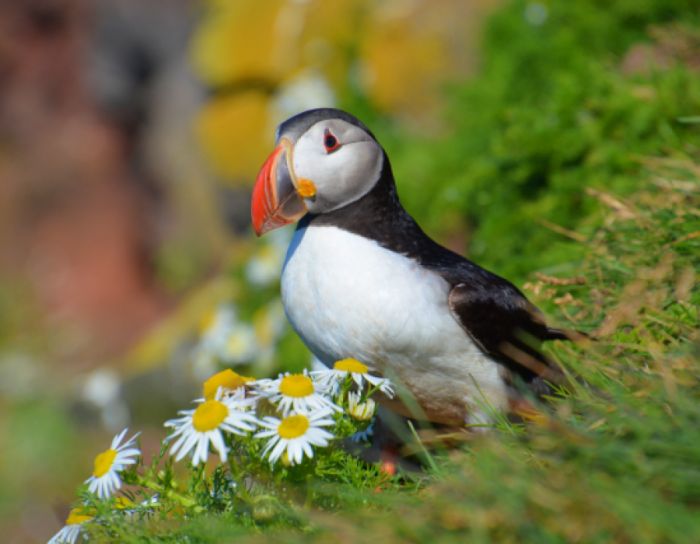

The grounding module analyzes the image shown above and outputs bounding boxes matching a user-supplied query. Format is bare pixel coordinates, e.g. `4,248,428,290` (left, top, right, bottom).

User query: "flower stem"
137,476,197,508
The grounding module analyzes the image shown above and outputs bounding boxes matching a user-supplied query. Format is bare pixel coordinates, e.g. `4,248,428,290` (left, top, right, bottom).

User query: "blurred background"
1,0,698,541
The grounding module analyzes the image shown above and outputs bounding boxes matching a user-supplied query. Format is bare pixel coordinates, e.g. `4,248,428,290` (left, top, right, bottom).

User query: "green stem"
406,420,440,475
228,451,253,502
137,476,197,508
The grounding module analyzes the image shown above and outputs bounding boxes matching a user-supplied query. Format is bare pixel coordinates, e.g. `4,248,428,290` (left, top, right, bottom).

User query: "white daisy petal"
269,439,288,464
110,428,127,449
255,410,335,466
85,428,140,500
165,391,256,466
193,436,209,465
48,524,81,544
49,508,92,544
262,436,281,458
315,358,396,399
302,441,313,459
169,430,191,457
210,430,228,461
174,435,196,462
253,370,340,416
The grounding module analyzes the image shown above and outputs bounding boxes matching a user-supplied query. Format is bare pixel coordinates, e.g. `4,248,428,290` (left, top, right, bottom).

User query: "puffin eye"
323,129,341,153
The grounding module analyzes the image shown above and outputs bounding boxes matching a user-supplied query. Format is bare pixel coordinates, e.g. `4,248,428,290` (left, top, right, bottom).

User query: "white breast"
280,225,508,424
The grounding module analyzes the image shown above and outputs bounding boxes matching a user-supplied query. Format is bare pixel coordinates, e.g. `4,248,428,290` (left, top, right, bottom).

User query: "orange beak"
251,139,307,236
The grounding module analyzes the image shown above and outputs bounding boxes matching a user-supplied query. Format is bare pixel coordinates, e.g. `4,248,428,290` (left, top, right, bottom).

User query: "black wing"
447,279,567,392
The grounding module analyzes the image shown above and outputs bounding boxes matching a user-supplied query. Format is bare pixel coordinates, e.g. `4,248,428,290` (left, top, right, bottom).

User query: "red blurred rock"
0,0,169,363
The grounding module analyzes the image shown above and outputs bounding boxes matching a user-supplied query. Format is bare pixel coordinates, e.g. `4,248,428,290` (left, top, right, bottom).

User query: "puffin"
251,108,571,426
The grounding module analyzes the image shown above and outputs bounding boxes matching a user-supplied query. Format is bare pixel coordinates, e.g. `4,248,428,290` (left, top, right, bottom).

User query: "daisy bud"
347,392,376,421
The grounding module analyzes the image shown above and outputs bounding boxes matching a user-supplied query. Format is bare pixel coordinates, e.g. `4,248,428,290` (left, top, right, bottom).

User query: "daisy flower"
165,390,257,465
202,368,254,400
256,409,335,465
48,507,92,544
84,428,140,499
254,370,339,415
346,391,376,421
312,358,395,397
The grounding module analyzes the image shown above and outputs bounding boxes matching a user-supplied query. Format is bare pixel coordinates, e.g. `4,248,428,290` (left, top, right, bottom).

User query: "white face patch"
291,119,383,213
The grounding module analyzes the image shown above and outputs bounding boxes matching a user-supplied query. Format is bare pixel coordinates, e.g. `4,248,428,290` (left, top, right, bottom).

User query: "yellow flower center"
192,400,228,432
66,508,93,525
279,374,314,398
333,358,368,374
278,414,310,439
203,369,253,400
92,448,117,478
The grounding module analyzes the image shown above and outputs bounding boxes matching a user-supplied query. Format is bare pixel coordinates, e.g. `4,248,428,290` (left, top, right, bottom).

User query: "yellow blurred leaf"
191,0,296,86
361,8,449,114
196,91,274,181
298,0,369,87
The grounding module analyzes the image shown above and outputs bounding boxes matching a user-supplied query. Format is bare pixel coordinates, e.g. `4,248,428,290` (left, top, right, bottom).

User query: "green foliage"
67,372,406,542
376,0,700,282
0,398,80,519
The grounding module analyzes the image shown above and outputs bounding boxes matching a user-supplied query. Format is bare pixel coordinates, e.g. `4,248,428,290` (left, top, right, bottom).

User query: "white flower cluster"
165,360,392,468
50,360,393,543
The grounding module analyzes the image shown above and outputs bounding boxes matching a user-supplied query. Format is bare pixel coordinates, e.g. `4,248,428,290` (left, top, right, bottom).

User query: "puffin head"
251,108,384,236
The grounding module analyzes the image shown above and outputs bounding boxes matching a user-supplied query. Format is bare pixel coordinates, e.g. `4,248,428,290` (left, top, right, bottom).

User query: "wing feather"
447,281,565,390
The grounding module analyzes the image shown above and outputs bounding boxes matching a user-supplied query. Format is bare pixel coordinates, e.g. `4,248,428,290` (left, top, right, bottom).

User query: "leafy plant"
50,365,407,543
372,0,700,282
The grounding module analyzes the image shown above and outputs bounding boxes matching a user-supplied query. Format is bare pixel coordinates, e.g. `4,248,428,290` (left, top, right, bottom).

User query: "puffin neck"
302,153,484,280
306,152,408,235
